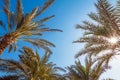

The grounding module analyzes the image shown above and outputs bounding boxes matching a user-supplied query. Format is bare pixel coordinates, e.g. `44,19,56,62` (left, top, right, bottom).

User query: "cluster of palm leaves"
0,0,62,54
73,0,120,79
74,0,120,58
66,55,113,80
0,0,119,80
0,47,65,80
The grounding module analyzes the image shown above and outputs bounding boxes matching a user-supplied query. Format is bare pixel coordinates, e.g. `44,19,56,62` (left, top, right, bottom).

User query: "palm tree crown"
67,55,113,80
74,0,120,59
0,47,63,80
0,0,62,55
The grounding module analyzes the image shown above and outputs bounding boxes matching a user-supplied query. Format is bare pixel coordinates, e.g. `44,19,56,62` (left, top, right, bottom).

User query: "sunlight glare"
108,37,118,44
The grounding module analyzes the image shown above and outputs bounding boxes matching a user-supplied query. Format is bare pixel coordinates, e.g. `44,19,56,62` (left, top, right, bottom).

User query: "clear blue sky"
0,0,119,79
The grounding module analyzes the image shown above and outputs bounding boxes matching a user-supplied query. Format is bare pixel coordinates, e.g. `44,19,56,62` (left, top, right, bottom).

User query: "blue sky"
42,0,97,67
0,0,119,79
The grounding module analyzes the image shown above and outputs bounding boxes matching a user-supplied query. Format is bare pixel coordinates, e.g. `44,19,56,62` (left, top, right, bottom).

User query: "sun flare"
108,37,118,44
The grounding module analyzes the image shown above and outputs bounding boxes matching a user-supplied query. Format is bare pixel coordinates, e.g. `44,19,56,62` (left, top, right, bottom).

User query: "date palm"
74,0,120,59
0,0,62,54
67,54,113,80
0,47,63,80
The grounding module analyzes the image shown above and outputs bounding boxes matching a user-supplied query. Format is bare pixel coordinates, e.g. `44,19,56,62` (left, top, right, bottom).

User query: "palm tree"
0,47,64,80
67,55,113,80
0,0,62,54
74,0,120,58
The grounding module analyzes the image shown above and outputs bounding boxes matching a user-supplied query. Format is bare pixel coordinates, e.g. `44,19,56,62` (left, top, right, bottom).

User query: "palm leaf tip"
23,7,38,24
76,24,84,29
49,29,63,32
72,40,81,43
17,0,23,13
40,15,55,23
74,53,82,58
74,54,79,58
35,0,55,17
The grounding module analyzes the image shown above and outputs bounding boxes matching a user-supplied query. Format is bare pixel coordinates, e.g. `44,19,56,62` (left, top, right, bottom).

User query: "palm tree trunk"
0,33,13,54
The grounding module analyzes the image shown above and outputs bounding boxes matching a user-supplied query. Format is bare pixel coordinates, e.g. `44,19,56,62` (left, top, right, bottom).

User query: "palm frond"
16,0,24,28
21,7,38,28
95,0,119,31
22,38,55,53
35,0,54,17
2,0,12,31
37,15,55,24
